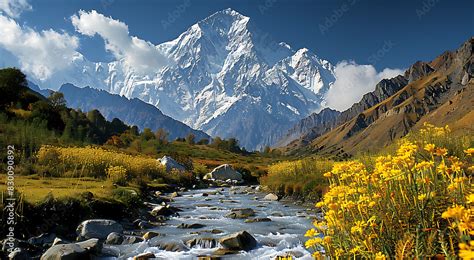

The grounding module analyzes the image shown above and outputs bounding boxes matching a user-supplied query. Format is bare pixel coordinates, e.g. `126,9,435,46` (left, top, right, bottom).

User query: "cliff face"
283,37,474,156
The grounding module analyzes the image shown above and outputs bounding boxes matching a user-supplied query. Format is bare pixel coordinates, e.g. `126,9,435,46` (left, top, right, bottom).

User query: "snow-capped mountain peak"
29,8,336,150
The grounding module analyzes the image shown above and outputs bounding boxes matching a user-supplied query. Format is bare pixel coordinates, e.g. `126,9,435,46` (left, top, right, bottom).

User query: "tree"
48,91,66,109
141,128,155,141
186,133,196,145
0,68,27,108
155,128,169,145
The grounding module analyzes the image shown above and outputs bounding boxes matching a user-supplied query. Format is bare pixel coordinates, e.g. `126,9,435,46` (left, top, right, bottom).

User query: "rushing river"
108,186,316,259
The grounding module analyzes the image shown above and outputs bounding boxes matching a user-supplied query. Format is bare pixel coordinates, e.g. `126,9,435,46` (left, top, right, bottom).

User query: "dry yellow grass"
0,175,116,203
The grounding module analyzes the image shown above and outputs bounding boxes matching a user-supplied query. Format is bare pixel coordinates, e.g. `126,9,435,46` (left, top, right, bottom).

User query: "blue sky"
8,0,474,71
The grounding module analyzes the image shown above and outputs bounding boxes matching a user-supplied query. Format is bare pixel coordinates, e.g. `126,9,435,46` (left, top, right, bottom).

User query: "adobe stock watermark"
258,0,278,15
161,0,191,30
319,0,360,36
5,145,19,254
367,40,396,65
416,0,441,19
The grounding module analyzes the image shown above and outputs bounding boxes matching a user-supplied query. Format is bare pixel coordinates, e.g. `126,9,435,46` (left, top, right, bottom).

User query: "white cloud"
0,15,80,80
0,0,31,18
325,61,404,111
71,10,169,75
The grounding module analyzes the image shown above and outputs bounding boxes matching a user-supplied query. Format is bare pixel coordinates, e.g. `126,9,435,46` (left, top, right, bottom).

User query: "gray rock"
151,205,180,217
28,233,56,246
244,217,272,223
225,208,255,219
76,239,101,253
263,193,280,201
76,219,123,240
203,164,242,182
177,223,206,229
105,232,123,245
40,244,87,260
142,231,161,240
158,156,186,172
219,231,257,251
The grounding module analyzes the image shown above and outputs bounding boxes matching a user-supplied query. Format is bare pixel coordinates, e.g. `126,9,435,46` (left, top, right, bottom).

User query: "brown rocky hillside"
282,37,474,156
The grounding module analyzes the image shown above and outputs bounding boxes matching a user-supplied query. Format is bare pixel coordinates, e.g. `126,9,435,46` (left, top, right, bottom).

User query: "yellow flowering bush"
306,126,473,258
106,165,128,185
37,145,165,180
261,158,332,199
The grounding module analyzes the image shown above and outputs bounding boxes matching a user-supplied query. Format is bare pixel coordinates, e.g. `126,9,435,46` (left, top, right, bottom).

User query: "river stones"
105,233,143,245
219,231,257,251
133,252,156,260
190,229,224,235
41,239,100,260
177,223,206,229
142,231,161,240
244,217,272,223
225,208,255,219
158,242,188,252
40,243,87,260
185,237,218,248
76,219,123,240
150,205,180,217
27,233,56,246
263,193,280,201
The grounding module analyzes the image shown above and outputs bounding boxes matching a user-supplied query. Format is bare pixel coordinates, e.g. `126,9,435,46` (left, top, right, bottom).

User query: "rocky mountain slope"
282,37,473,156
29,9,335,150
59,83,210,141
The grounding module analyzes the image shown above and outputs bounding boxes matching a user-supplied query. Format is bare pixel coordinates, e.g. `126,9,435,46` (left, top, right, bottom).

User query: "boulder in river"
76,219,123,240
158,156,186,172
177,223,206,229
244,217,272,223
151,205,180,217
203,164,243,182
40,243,87,260
263,193,280,201
225,208,255,219
41,239,100,260
219,231,257,251
142,231,161,240
105,232,143,245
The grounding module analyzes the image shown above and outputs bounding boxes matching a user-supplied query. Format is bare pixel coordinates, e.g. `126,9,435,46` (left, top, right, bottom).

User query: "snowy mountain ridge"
30,8,336,150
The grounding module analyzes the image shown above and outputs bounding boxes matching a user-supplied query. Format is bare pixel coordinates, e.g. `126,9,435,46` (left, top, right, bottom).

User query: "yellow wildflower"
305,237,322,248
375,252,387,260
464,148,474,156
304,228,319,238
424,143,436,153
459,241,474,259
434,147,448,156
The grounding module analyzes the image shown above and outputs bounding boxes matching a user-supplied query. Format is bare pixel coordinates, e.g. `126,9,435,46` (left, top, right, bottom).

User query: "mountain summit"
34,9,336,150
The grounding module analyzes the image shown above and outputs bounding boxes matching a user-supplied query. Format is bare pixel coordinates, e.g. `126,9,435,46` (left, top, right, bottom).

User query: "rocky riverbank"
1,185,318,259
